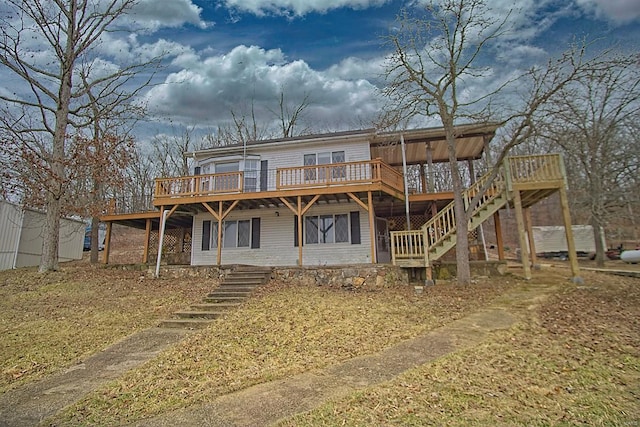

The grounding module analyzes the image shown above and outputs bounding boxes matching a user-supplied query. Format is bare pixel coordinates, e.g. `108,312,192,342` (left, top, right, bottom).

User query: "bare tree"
0,0,161,271
382,0,600,283
534,55,640,266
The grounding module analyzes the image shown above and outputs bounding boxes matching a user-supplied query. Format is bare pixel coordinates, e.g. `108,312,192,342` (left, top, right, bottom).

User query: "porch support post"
368,191,376,263
143,218,151,264
426,142,434,192
468,159,476,184
216,202,223,265
102,221,112,264
297,196,303,266
155,206,167,278
524,208,538,267
512,190,531,279
155,205,179,277
201,201,239,266
559,185,581,281
494,211,505,260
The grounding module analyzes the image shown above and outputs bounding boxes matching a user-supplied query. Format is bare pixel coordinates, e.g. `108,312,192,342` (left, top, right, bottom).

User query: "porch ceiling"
370,123,500,167
100,211,193,230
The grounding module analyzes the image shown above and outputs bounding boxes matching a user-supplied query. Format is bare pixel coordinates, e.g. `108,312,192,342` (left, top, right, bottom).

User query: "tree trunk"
445,129,471,285
590,217,606,267
90,216,100,264
39,192,61,272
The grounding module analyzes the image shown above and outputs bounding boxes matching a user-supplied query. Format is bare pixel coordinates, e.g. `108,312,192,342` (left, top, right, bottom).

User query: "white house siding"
191,203,371,267
0,201,24,270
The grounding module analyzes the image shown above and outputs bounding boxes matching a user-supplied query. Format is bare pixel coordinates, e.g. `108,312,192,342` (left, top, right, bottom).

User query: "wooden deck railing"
508,154,563,185
154,159,404,200
276,159,403,192
155,172,244,198
390,230,427,265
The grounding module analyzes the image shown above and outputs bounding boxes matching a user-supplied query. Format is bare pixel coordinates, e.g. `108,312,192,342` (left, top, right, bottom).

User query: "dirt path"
0,282,554,427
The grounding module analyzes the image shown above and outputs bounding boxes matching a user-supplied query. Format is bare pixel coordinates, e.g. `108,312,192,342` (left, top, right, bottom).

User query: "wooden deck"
153,159,405,207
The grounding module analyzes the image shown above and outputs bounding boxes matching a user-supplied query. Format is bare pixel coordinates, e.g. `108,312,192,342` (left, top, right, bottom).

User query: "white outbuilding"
0,200,84,270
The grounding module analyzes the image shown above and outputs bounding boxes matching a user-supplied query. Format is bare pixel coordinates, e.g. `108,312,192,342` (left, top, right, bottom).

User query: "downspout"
400,134,411,232
155,208,169,278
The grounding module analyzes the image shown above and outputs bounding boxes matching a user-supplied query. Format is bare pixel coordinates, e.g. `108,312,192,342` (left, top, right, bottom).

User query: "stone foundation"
148,264,409,289
272,265,409,289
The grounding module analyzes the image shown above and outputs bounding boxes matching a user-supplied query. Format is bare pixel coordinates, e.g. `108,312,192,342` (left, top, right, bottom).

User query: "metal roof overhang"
370,123,500,167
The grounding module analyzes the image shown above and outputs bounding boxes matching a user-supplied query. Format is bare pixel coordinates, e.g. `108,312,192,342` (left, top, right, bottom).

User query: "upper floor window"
304,151,345,181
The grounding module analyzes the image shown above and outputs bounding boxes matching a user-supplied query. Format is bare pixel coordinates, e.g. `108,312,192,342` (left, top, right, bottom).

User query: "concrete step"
158,318,214,329
222,277,267,285
176,310,224,319
206,291,253,299
204,295,246,303
191,302,240,311
213,285,259,292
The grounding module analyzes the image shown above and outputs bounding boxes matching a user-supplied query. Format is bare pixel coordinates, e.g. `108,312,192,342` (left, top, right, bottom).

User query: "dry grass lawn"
1,262,638,426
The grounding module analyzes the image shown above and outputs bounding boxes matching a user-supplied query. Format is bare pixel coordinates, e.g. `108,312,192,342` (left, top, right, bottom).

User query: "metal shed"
0,200,85,270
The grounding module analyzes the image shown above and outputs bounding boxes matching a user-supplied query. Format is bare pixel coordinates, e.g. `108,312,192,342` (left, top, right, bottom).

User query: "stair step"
204,296,247,303
158,318,214,329
223,278,267,285
214,285,258,292
191,302,241,311
176,310,224,319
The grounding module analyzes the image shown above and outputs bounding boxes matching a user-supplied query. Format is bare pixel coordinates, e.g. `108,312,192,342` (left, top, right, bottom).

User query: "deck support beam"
559,185,581,281
143,218,151,264
279,195,320,266
494,211,505,260
524,208,538,267
368,191,376,263
202,201,239,265
102,221,112,264
512,190,532,280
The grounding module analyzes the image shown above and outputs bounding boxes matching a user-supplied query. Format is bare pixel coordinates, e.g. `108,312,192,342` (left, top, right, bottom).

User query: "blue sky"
2,0,639,143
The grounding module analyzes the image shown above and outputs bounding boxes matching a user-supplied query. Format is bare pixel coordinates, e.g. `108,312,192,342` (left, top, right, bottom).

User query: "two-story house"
101,123,580,280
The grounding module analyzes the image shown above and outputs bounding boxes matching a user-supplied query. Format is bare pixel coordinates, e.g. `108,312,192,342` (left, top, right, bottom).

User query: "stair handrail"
421,153,563,254
422,166,506,251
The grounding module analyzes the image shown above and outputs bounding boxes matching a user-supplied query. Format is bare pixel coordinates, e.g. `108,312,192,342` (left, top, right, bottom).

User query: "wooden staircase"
391,154,566,267
159,265,272,329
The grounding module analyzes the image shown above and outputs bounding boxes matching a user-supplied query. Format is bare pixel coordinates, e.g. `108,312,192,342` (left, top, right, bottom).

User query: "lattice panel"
148,228,191,254
387,215,428,231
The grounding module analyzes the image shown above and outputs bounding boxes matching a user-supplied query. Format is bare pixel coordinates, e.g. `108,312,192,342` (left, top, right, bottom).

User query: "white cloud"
575,0,640,23
143,45,382,128
130,0,210,30
221,0,389,17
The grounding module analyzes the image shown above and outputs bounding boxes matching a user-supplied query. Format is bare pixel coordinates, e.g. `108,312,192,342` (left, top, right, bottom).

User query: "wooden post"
217,201,223,266
297,196,303,266
524,208,538,266
368,191,377,263
559,185,581,280
512,190,531,279
493,211,505,260
426,143,434,192
102,221,112,264
143,218,151,264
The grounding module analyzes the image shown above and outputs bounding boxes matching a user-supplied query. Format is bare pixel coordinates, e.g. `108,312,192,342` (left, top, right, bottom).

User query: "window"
202,218,258,250
214,161,239,191
303,151,345,182
243,159,258,192
304,153,316,180
304,213,349,244
332,151,346,179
